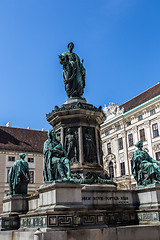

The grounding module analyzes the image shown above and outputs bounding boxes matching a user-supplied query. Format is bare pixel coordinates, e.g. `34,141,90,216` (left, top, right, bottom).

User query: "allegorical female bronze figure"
59,42,86,98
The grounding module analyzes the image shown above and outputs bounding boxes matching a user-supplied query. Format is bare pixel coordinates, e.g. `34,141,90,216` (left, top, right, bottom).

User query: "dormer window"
138,115,143,121
150,109,155,116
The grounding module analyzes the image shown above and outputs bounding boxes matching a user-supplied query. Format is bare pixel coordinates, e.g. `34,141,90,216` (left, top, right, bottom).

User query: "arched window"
109,161,114,179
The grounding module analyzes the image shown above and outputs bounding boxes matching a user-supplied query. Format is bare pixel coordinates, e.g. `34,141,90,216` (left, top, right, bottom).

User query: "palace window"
150,108,156,116
139,129,145,142
152,123,159,138
138,115,143,121
109,161,114,179
107,143,112,155
156,152,160,161
105,130,109,136
116,125,121,131
126,120,131,127
118,137,123,150
29,171,34,184
8,156,15,162
7,168,10,183
128,133,133,147
28,157,34,163
120,162,125,176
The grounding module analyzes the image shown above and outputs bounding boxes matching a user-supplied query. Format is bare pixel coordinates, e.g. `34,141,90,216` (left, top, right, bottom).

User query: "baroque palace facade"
101,82,160,189
0,126,47,213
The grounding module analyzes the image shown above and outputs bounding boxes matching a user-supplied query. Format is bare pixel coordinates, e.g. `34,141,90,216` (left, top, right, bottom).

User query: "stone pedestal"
19,182,110,229
82,184,138,226
46,98,106,178
37,182,85,211
134,184,160,224
0,195,29,230
18,183,139,229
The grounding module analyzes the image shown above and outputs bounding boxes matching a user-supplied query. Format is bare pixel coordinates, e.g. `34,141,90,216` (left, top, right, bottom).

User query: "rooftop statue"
43,129,72,183
59,42,86,98
103,103,124,121
8,153,30,195
131,141,160,186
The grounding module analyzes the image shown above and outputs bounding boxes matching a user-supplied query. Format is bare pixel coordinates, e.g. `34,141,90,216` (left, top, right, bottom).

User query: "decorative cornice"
103,103,124,122
47,102,105,120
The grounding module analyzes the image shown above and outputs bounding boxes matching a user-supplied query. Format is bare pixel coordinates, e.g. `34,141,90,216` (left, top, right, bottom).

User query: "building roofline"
120,82,160,108
0,125,47,133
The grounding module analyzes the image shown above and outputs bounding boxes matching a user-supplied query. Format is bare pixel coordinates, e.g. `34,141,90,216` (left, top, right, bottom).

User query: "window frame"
118,137,123,150
105,130,109,136
152,123,159,138
138,114,143,121
120,162,125,176
139,128,145,142
28,157,34,163
107,143,112,155
7,168,11,183
116,125,121,131
109,161,114,179
126,120,131,127
8,156,15,162
128,133,134,147
150,108,156,116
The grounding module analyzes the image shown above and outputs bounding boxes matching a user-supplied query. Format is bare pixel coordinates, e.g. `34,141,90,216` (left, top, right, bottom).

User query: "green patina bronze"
71,172,117,185
43,129,72,183
8,153,30,195
46,102,104,120
131,141,160,186
59,42,86,98
64,127,79,164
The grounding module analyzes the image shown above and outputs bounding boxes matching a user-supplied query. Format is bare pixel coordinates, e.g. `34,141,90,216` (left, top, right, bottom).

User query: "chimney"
6,122,11,127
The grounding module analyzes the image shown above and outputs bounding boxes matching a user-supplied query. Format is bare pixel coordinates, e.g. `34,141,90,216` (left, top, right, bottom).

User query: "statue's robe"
131,150,160,185
8,160,30,195
60,51,85,98
43,138,69,183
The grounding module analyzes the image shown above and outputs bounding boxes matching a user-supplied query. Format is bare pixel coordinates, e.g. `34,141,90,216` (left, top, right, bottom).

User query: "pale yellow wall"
34,155,44,188
0,153,6,213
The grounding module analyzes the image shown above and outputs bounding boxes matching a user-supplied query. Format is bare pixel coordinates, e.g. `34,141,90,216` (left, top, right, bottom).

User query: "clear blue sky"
1,0,160,131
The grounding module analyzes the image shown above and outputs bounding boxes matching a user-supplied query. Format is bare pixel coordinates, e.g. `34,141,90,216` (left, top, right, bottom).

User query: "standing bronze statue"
59,42,86,98
64,128,79,164
131,141,160,186
83,128,97,163
8,153,30,195
43,129,72,183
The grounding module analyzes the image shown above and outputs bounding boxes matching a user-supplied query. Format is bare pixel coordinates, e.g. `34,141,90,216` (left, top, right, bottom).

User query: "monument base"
18,182,138,230
134,184,160,224
0,195,29,230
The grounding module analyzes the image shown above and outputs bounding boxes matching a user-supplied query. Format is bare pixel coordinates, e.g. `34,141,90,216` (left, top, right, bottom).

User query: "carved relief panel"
64,127,79,164
82,127,97,164
97,130,103,166
56,129,61,142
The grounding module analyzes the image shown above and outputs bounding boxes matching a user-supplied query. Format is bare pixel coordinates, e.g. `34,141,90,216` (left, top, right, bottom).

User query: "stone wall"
1,225,160,240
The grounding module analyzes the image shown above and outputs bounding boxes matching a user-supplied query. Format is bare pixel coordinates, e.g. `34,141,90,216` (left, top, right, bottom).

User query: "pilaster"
144,121,153,156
